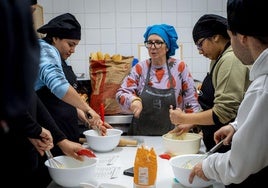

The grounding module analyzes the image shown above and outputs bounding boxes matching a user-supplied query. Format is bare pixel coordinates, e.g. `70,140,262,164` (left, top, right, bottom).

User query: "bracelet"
131,97,142,104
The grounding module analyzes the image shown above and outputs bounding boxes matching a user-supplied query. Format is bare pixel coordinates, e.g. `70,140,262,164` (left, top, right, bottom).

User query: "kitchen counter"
104,115,133,134
47,136,224,188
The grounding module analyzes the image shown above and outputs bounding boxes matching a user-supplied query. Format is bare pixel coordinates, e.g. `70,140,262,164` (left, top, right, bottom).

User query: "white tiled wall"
37,0,227,81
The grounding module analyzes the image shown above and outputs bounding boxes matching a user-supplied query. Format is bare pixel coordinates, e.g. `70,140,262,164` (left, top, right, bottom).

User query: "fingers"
189,168,196,184
130,100,142,118
71,152,84,161
223,135,232,145
133,110,140,118
103,121,113,129
88,117,102,127
214,125,234,145
29,138,54,156
189,163,209,184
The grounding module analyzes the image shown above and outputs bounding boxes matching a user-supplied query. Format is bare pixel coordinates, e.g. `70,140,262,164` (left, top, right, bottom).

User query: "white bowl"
83,128,123,152
45,155,98,187
162,133,202,156
169,154,214,187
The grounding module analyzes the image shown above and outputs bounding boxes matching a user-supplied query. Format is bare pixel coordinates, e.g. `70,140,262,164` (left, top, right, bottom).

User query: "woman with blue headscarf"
116,24,200,135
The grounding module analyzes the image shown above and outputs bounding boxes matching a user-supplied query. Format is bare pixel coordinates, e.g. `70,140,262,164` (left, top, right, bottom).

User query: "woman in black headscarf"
169,14,251,153
35,13,112,156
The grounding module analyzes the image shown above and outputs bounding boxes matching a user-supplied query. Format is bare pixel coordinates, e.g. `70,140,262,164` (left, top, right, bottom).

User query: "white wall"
37,0,227,81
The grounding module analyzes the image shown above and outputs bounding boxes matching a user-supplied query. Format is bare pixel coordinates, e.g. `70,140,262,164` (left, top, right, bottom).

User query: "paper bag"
89,55,133,115
133,145,157,187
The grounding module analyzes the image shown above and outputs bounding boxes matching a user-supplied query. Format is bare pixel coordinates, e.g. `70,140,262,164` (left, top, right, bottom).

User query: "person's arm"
8,110,42,138
62,86,99,117
202,90,268,185
36,40,101,125
116,62,145,113
169,106,214,125
212,52,249,125
35,93,67,144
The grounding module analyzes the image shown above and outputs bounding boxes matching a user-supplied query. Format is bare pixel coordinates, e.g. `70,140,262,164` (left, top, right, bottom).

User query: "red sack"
89,56,133,115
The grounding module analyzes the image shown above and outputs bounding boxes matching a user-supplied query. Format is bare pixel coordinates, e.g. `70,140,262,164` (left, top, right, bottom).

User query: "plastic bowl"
162,133,202,156
169,154,214,187
45,155,98,187
83,128,123,152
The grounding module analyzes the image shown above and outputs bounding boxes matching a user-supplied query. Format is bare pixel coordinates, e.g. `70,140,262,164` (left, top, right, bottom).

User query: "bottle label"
137,167,149,185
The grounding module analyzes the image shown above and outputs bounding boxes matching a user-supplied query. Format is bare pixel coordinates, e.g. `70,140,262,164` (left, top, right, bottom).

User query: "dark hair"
29,0,37,5
227,0,268,37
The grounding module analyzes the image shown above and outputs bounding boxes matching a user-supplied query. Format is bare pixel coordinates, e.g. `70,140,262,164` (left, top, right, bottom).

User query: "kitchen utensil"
98,103,106,136
83,129,123,152
169,154,215,187
117,138,138,147
45,150,64,168
45,155,98,187
159,153,171,160
77,149,96,158
100,103,105,122
162,132,202,156
182,139,224,168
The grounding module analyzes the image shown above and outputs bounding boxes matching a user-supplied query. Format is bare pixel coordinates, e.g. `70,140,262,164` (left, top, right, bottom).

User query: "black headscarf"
192,14,229,43
37,13,81,40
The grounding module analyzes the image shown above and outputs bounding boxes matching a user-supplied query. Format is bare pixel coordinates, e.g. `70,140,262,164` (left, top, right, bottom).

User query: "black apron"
198,43,232,153
128,61,176,136
36,60,79,156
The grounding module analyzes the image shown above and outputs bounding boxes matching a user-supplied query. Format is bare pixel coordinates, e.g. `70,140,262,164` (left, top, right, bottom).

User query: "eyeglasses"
196,38,206,50
144,40,165,49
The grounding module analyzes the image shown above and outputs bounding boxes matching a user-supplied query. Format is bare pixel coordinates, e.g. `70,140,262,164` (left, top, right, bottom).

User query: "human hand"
86,109,102,127
79,108,105,135
96,122,113,136
77,108,88,123
214,124,235,145
169,105,185,125
189,162,209,184
29,127,54,156
169,124,194,135
57,139,85,161
130,99,142,118
102,121,113,129
85,118,111,136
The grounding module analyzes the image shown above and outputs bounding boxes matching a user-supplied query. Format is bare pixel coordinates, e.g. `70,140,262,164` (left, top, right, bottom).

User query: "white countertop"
47,136,224,188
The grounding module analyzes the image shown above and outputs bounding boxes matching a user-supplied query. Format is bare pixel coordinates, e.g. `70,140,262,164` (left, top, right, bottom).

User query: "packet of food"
133,145,157,188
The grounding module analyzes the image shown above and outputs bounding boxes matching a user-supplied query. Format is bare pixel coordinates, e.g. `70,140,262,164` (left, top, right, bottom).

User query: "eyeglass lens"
145,41,164,49
196,38,206,50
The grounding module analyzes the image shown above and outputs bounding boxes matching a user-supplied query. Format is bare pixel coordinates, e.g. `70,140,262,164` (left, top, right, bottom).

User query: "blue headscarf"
143,24,179,57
